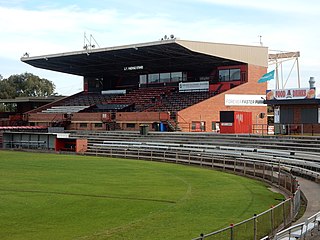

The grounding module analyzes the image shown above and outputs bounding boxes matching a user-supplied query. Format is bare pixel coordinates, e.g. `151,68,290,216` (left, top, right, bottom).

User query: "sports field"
0,150,283,240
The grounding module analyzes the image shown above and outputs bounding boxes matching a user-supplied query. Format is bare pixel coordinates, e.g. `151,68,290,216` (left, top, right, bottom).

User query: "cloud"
0,2,319,95
192,0,320,14
0,6,118,56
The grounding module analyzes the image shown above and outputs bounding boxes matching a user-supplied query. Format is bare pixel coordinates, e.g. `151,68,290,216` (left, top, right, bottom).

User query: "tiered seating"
42,105,89,113
145,90,216,112
36,92,120,114
63,92,118,106
104,87,176,111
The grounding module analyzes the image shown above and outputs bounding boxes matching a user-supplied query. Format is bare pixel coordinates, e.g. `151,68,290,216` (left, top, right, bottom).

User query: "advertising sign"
123,65,143,71
179,81,209,92
266,88,315,100
225,94,266,106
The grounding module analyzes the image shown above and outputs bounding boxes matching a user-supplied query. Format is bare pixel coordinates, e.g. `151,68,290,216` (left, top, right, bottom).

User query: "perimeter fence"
88,143,302,240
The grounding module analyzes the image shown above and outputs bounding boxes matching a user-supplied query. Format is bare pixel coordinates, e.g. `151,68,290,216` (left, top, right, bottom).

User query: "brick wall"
72,112,104,121
116,112,169,122
28,113,64,122
178,64,268,132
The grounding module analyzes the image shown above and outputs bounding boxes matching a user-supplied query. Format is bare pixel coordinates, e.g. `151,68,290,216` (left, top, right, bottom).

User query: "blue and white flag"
257,70,275,83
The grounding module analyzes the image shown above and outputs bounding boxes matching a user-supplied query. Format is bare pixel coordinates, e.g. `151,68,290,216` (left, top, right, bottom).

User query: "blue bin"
159,122,167,132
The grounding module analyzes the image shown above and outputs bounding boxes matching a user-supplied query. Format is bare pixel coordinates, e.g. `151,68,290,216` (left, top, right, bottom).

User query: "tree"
0,72,56,99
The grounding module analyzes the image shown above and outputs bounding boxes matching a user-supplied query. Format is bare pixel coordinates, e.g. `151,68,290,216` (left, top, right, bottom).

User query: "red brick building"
21,39,268,132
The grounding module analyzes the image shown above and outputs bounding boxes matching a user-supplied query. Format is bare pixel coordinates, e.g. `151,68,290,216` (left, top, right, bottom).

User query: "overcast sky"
1,0,319,95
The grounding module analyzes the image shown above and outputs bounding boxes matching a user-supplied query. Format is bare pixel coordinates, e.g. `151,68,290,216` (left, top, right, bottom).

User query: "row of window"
139,72,187,85
139,68,242,85
218,69,241,82
79,123,103,128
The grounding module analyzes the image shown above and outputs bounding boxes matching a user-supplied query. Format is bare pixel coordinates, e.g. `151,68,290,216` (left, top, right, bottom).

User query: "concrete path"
295,177,320,224
292,178,320,239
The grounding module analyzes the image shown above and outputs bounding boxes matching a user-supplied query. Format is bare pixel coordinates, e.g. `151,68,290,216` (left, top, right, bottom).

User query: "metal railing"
87,142,302,239
193,198,294,240
273,211,320,240
253,123,320,136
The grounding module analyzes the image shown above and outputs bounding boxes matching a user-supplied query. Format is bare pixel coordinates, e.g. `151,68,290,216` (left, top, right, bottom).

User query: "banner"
225,94,266,106
179,81,209,92
258,70,275,83
266,88,315,100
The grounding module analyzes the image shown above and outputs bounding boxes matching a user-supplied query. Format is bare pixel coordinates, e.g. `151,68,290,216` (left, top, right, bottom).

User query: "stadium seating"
104,86,176,111
32,92,122,114
29,81,239,115
42,105,90,113
145,90,216,112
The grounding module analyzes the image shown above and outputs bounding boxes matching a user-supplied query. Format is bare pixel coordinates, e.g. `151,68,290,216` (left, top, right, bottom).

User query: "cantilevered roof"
21,39,268,77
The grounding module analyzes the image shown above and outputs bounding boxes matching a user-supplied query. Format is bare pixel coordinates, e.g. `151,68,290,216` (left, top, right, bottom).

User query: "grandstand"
21,39,268,132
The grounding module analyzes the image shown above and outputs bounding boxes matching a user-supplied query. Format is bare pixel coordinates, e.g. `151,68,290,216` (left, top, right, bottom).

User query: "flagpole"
275,59,279,89
296,57,301,88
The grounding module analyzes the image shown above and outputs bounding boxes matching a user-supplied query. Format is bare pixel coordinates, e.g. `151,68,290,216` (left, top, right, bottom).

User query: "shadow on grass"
0,188,176,204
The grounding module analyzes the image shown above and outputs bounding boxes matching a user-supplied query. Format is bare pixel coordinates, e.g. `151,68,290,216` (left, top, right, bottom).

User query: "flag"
257,70,275,83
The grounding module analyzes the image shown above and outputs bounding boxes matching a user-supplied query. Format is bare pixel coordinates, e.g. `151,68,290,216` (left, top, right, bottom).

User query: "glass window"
79,123,87,128
171,72,182,82
230,69,241,80
160,73,170,83
94,123,103,128
191,121,206,131
126,123,136,128
219,70,230,81
212,121,217,131
182,72,187,81
139,75,147,84
301,108,317,123
148,73,159,84
280,108,294,124
200,121,206,131
212,122,220,132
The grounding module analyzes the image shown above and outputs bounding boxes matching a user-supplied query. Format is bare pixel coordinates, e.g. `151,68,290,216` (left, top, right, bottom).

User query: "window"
94,123,103,128
230,69,241,80
219,70,230,81
212,121,220,132
191,122,196,131
200,121,206,131
140,71,186,85
182,72,187,81
160,73,170,83
280,108,294,124
148,73,159,84
79,123,87,128
219,68,241,81
126,123,136,128
191,121,206,132
301,108,317,123
139,75,147,85
171,72,182,82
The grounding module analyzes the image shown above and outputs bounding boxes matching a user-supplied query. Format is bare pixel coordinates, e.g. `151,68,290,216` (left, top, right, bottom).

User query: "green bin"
139,124,149,135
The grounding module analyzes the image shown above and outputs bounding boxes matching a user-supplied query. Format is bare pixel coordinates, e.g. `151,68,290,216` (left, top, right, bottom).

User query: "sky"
1,0,320,96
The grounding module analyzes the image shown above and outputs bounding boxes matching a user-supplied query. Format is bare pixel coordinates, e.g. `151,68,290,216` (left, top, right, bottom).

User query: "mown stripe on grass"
0,188,176,204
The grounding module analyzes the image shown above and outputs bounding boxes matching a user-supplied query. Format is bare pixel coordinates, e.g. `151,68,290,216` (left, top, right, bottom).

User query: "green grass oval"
0,151,283,240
